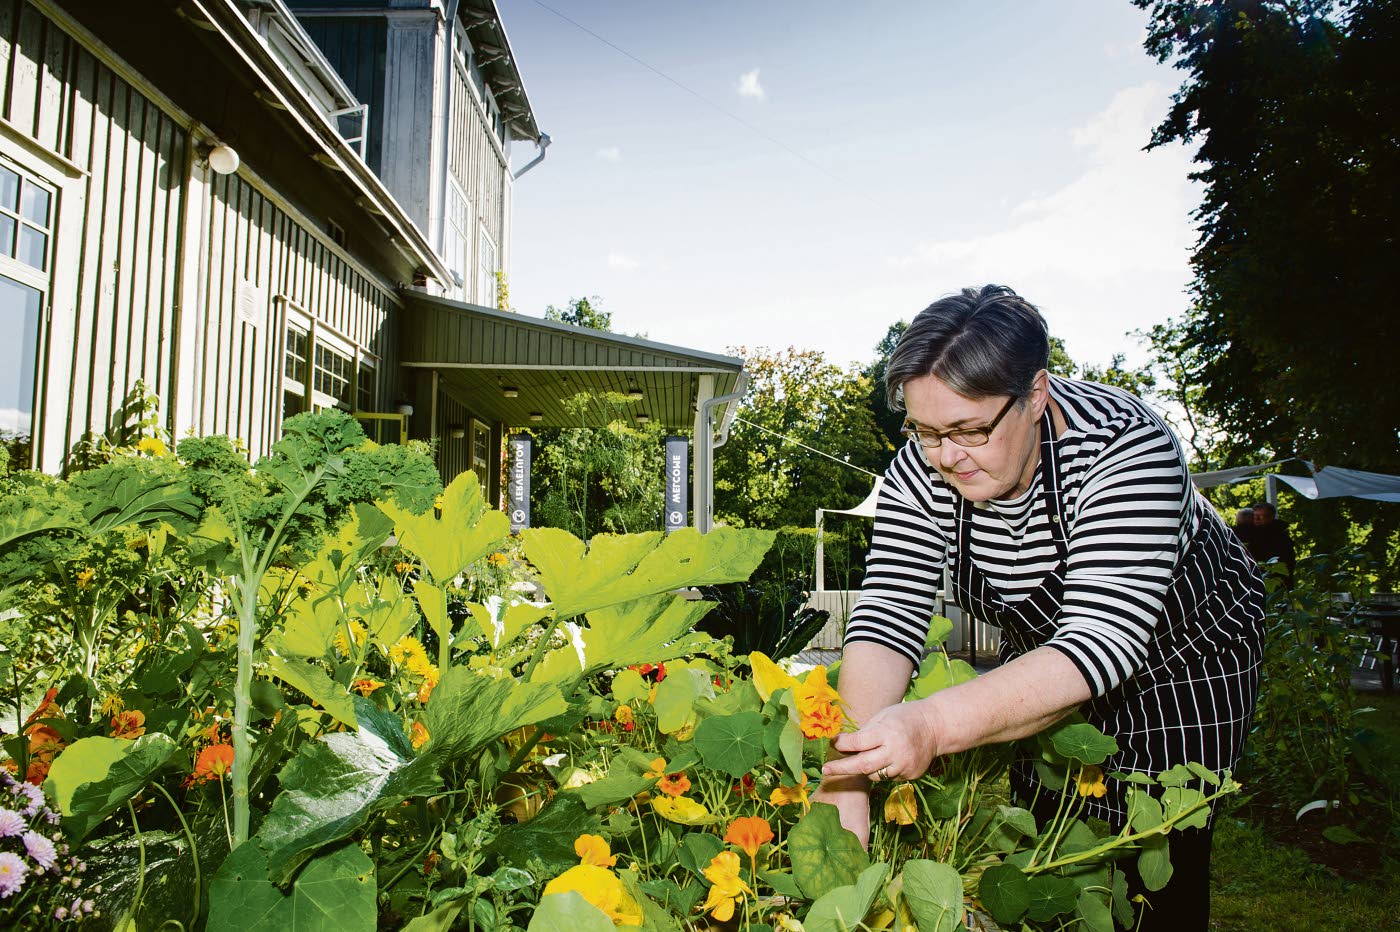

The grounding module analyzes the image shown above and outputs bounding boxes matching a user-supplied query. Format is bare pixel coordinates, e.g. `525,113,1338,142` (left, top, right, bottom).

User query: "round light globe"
208,144,240,175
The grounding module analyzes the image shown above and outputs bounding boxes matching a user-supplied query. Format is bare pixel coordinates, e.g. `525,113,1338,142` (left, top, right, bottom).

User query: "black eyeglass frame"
900,394,1020,448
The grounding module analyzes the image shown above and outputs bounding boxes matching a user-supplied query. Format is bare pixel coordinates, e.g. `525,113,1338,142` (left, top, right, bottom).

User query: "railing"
802,590,1002,657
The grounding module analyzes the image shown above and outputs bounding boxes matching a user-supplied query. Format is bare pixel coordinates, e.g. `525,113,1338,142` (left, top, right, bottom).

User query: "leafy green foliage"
208,841,377,932
380,470,508,584
692,711,765,778
423,666,568,764
44,733,178,840
899,859,964,932
789,803,871,899
804,862,887,932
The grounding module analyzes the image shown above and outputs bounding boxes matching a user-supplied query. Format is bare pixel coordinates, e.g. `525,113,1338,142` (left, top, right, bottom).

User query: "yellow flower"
701,851,752,922
352,678,385,697
1077,765,1108,798
390,635,429,668
614,704,634,726
651,795,714,825
333,620,367,655
394,561,415,576
575,834,617,868
793,665,845,739
770,773,811,810
884,783,919,825
135,437,169,457
749,651,798,701
75,567,95,589
100,694,125,717
542,865,643,926
487,551,509,568
410,721,430,749
774,912,806,932
643,757,667,780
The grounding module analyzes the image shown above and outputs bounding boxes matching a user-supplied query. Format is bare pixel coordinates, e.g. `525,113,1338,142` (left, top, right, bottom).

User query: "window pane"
0,275,41,468
16,226,47,271
0,167,18,212
20,183,50,227
0,215,14,259
283,390,304,423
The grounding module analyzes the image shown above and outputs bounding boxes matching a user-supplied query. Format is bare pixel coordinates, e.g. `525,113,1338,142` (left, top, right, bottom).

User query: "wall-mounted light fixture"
448,423,466,439
528,412,543,422
502,386,520,398
625,384,644,401
634,413,651,424
198,142,241,175
396,401,415,417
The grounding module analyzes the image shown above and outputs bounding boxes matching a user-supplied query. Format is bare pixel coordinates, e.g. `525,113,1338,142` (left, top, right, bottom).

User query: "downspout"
512,132,551,180
696,371,749,533
434,0,463,291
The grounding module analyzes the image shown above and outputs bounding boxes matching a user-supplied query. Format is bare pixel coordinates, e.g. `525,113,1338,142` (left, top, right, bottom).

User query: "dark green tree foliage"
715,347,892,530
1135,0,1400,580
544,296,612,332
863,322,910,450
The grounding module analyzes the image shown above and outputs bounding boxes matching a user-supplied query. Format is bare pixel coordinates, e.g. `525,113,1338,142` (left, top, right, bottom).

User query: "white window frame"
470,418,492,489
278,297,378,427
477,226,497,309
445,177,469,297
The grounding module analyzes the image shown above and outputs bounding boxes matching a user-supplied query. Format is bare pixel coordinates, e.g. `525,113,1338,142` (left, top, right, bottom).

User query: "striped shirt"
846,375,1200,697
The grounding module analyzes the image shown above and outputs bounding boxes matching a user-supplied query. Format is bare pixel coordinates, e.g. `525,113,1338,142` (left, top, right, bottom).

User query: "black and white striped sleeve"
1044,419,1186,697
842,460,946,668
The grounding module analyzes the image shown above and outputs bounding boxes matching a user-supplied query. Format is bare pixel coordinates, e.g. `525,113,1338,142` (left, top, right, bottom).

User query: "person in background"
1249,501,1296,586
817,285,1266,932
1232,507,1257,550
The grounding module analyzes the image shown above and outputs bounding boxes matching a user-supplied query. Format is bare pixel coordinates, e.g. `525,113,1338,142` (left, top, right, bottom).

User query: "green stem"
152,782,201,928
128,800,148,919
381,828,440,897
521,614,565,681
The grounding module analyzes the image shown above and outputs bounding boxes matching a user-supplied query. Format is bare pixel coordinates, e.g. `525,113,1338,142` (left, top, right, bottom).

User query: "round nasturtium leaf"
1137,834,1174,892
694,711,766,778
788,803,870,900
900,859,965,932
978,863,1031,926
1049,723,1119,765
1025,874,1079,922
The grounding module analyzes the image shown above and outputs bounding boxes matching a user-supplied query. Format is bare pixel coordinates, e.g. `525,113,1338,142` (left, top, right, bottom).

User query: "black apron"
946,408,1266,823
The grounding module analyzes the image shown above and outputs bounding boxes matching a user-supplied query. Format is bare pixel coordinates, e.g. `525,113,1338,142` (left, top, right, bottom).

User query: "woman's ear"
1030,369,1051,418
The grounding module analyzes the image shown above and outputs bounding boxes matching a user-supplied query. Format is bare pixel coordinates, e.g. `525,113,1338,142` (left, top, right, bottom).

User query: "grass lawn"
1209,692,1400,931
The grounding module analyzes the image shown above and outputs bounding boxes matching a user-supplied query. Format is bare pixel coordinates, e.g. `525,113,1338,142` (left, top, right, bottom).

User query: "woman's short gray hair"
885,284,1050,411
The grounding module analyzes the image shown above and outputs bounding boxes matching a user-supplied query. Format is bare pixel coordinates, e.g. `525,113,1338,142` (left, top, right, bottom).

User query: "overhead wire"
732,415,881,479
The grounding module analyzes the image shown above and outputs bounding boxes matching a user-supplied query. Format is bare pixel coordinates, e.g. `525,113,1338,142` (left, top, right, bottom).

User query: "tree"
863,321,910,450
1134,0,1400,581
544,296,612,331
714,347,892,530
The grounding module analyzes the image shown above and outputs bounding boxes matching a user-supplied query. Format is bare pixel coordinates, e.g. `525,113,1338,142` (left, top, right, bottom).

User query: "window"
471,419,492,490
478,228,497,309
445,179,468,294
0,157,54,469
279,300,377,433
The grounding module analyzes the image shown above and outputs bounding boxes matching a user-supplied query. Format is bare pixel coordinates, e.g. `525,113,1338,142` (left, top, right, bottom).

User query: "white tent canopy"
814,478,883,591
1190,458,1400,503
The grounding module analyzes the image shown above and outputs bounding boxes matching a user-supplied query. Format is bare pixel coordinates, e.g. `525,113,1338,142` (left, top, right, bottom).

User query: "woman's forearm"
923,645,1092,754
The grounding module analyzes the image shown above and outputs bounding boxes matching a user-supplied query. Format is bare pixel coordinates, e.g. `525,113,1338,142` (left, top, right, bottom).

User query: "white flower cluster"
0,770,95,926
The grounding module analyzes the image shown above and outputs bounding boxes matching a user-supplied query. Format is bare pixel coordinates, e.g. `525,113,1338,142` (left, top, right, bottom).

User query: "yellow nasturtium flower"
1077,765,1108,798
410,721,430,750
884,783,919,825
542,865,643,926
769,773,811,811
701,851,752,922
644,757,667,780
574,834,617,867
651,795,713,825
749,651,798,701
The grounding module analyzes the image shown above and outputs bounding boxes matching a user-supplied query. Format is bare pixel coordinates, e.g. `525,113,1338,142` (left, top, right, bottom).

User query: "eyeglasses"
900,395,1019,448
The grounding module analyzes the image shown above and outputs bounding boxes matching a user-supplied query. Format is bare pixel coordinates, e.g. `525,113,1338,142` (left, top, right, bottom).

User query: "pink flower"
23,831,57,869
0,851,28,897
0,810,24,837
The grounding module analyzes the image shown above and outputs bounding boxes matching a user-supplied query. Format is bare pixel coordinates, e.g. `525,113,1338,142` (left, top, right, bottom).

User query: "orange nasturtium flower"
614,704,635,729
110,709,147,740
574,834,618,868
1077,765,1108,799
542,865,643,926
793,665,845,739
410,721,430,750
724,816,774,860
352,679,385,697
656,772,692,797
884,783,919,825
769,773,811,811
702,851,752,922
194,743,235,782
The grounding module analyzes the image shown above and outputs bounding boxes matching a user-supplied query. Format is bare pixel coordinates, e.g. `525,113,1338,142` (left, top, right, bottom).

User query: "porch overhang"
400,292,745,430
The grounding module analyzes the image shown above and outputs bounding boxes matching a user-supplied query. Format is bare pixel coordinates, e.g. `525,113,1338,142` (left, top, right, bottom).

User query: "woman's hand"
822,698,944,783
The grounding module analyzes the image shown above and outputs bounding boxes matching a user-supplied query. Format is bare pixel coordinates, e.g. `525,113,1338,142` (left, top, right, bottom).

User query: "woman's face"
901,371,1048,502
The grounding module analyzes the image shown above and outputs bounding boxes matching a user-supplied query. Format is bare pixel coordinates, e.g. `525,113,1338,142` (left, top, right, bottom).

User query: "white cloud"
595,146,621,162
737,68,765,100
884,82,1198,365
607,251,640,271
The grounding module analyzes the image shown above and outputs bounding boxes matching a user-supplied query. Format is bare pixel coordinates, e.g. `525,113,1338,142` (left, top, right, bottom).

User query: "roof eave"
459,0,540,142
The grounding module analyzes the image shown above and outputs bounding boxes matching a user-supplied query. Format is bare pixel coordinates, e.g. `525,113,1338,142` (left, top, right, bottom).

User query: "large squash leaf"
578,595,716,676
527,892,614,932
298,504,393,596
488,795,602,874
423,666,568,765
208,840,375,932
521,526,775,618
264,653,358,730
379,471,508,584
255,697,440,884
273,592,343,659
45,734,178,841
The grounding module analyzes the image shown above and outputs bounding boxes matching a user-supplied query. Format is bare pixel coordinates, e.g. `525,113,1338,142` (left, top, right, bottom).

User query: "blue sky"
503,0,1197,371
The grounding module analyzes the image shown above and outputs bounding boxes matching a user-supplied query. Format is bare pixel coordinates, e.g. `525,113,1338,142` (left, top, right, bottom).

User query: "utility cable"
524,0,885,209
732,415,880,479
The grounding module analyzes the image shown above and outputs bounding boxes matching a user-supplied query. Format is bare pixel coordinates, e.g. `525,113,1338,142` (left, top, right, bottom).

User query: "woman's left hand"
822,698,945,783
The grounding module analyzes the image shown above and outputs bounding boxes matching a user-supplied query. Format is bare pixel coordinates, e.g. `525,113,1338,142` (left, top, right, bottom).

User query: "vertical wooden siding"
449,63,505,294
297,15,387,173
0,1,399,468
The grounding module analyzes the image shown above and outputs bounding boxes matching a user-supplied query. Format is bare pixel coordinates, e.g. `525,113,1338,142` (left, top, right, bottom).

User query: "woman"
819,285,1264,930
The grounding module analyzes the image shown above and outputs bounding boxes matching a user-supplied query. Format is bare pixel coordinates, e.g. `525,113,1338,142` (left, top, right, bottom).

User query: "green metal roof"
400,292,745,429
